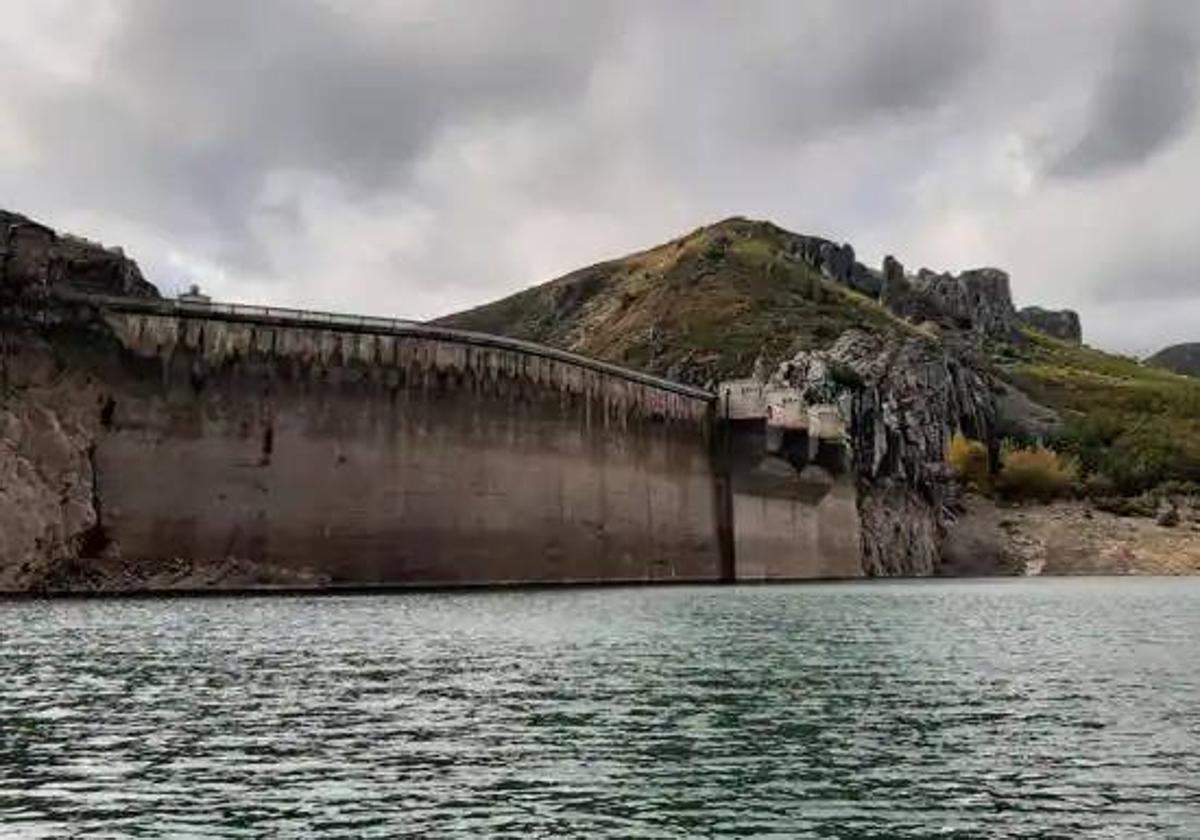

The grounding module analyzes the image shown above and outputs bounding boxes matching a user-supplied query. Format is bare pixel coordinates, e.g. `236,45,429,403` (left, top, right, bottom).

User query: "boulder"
1157,503,1180,528
994,380,1063,442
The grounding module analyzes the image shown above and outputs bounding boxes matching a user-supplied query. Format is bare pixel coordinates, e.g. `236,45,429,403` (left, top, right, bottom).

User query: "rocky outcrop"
771,329,1000,574
783,232,882,298
1146,343,1200,378
910,268,1017,339
777,224,1021,341
1,209,156,590
1018,306,1082,343
2,210,157,303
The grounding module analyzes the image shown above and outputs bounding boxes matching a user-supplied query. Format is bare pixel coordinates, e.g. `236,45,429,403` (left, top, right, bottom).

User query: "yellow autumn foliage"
947,432,990,491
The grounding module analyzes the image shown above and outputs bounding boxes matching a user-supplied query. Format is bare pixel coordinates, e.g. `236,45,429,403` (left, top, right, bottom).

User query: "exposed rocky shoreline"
945,496,1200,576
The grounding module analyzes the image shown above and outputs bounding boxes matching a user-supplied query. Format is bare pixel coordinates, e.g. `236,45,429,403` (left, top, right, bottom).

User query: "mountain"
1147,343,1200,378
443,216,1200,499
440,218,909,387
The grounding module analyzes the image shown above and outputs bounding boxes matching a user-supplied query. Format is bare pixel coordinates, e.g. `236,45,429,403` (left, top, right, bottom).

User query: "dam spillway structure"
47,290,863,587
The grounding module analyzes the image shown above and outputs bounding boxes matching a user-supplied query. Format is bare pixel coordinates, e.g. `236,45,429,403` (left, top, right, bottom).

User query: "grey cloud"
4,1,1200,353
1083,248,1200,305
1049,0,1200,178
830,1,993,118
6,0,620,266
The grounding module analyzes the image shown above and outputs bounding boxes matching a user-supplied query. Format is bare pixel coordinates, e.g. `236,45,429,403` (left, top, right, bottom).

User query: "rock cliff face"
910,268,1017,339
2,211,154,587
770,330,999,574
1018,306,1082,343
2,212,164,589
0,332,106,590
2,210,157,304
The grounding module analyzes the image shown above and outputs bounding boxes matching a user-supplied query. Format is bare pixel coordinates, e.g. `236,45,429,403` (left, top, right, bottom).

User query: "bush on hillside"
1092,493,1158,518
1079,472,1117,500
947,432,990,491
995,444,1076,502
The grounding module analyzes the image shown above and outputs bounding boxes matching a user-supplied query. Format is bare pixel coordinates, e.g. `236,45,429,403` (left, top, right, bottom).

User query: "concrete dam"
75,293,862,586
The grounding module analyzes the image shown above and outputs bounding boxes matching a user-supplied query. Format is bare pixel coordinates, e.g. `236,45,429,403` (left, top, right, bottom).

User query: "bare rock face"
994,380,1063,442
1,209,159,591
783,233,882,298
1018,306,1082,343
0,334,106,590
774,329,1000,575
911,267,1017,339
2,209,157,302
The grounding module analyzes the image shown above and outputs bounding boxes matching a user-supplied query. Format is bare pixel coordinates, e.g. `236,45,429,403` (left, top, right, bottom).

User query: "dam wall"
10,293,868,588
93,303,729,586
718,381,863,580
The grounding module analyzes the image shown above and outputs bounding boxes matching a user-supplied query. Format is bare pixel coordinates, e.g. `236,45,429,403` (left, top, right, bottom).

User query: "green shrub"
1006,329,1200,496
1080,472,1116,499
1093,494,1157,518
995,444,1076,502
947,432,990,491
703,237,727,262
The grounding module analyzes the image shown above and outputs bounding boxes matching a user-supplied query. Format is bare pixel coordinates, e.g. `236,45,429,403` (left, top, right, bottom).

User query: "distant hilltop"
1146,343,1200,379
438,216,1084,385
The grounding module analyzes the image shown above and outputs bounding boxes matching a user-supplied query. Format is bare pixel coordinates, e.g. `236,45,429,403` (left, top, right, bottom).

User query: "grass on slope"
1002,329,1200,494
439,218,910,385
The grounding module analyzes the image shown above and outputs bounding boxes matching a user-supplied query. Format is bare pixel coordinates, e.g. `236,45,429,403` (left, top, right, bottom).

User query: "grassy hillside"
443,216,1200,495
1002,330,1200,493
439,218,913,385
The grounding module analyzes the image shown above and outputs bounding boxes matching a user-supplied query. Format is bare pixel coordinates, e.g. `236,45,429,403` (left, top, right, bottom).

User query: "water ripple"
2,578,1199,838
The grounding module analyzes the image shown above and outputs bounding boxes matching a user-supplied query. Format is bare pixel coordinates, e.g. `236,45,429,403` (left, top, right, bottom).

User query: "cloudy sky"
2,1,1199,354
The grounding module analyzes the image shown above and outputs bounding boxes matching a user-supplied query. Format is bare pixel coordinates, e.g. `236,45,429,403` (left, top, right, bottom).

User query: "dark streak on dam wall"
96,306,731,586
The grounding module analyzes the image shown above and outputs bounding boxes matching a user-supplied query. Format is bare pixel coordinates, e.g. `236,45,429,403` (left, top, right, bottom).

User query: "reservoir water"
1,578,1198,838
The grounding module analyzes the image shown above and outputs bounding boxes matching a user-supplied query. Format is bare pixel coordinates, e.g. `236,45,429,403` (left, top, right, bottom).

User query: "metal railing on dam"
55,289,715,401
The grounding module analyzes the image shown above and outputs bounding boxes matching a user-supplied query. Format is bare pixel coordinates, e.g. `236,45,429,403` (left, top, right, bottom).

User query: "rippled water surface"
2,579,1200,838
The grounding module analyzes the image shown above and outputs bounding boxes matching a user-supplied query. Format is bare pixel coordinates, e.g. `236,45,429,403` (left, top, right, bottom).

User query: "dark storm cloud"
101,1,615,185
6,0,619,265
1049,0,1200,178
5,1,1200,353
